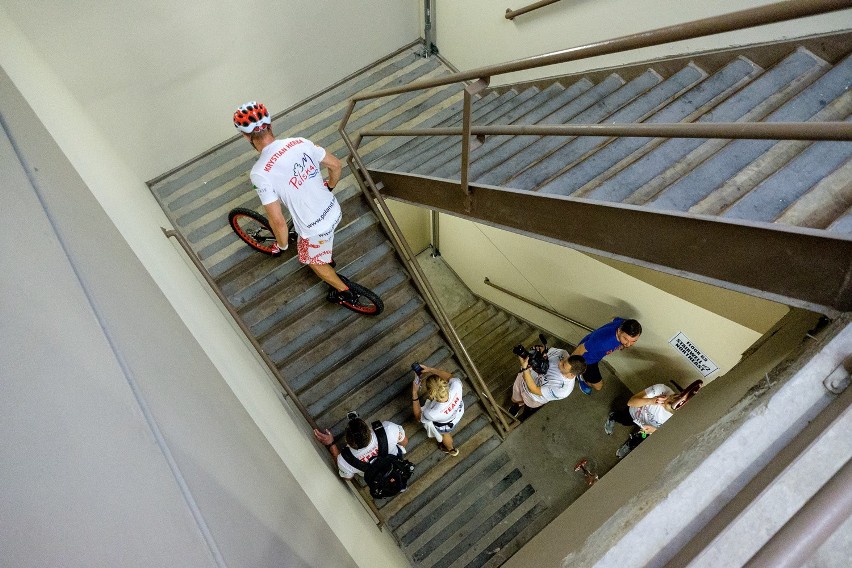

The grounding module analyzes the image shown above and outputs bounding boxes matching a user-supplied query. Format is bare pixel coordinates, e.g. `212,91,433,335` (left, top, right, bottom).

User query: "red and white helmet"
233,101,271,133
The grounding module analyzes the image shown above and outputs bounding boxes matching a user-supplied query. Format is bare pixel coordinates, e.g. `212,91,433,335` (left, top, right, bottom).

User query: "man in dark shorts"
572,318,642,394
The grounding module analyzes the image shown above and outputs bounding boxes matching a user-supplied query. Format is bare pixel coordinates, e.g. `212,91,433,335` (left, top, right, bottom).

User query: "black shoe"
508,403,524,419
327,287,358,304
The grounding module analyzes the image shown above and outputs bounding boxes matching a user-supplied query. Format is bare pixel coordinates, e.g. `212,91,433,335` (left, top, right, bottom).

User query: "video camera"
512,333,550,375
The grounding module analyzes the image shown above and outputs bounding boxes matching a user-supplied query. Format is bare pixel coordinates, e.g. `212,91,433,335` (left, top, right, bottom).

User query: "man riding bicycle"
233,101,357,305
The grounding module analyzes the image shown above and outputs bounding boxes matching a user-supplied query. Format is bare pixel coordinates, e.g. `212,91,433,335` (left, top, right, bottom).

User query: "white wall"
1,0,419,181
0,7,409,567
438,214,786,393
433,0,852,85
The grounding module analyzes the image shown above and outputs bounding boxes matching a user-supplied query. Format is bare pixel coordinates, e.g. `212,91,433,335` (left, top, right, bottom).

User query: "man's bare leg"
591,380,604,391
310,262,347,291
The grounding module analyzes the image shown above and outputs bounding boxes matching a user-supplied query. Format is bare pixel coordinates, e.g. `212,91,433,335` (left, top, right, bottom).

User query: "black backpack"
341,421,415,499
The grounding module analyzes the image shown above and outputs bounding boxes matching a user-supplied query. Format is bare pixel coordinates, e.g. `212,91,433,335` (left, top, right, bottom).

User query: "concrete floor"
416,250,634,515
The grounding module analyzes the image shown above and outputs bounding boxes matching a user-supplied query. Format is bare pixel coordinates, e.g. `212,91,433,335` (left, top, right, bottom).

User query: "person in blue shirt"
572,318,642,394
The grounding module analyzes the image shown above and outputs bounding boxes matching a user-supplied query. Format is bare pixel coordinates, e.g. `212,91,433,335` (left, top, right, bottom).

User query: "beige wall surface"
386,199,433,254
1,0,418,181
438,215,786,393
433,0,851,85
0,9,408,567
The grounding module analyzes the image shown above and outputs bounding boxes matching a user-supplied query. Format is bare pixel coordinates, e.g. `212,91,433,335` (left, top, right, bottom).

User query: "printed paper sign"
669,332,719,377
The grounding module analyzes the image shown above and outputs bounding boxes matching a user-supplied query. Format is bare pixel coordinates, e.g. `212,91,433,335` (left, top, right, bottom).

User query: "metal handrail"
161,227,384,526
342,0,851,105
484,277,594,333
361,121,852,142
506,0,562,21
340,150,516,436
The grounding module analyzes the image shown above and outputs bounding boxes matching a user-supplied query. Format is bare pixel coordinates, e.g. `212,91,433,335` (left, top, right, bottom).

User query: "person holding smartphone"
412,364,464,457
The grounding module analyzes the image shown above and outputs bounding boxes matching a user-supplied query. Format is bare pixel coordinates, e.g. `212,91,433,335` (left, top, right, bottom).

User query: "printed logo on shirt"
289,153,320,189
263,139,305,172
442,395,461,415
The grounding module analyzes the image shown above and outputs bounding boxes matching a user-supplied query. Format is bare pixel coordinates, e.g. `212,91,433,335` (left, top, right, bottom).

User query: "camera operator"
509,346,587,418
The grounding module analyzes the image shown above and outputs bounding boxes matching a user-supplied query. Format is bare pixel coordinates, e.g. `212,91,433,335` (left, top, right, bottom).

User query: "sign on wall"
668,332,719,377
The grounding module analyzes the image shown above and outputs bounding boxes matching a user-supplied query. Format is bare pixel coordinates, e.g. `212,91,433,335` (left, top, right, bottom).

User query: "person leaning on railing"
604,380,703,458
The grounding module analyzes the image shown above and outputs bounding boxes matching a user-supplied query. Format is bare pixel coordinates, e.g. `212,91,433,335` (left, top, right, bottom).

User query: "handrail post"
460,78,489,212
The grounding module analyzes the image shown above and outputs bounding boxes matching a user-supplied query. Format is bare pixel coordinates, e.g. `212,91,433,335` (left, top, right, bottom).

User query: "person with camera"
508,345,587,418
572,318,642,394
313,413,408,479
412,365,464,457
605,380,702,458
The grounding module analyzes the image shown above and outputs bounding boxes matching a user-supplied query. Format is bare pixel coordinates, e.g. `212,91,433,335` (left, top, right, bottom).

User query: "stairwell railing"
338,0,852,432
505,0,562,20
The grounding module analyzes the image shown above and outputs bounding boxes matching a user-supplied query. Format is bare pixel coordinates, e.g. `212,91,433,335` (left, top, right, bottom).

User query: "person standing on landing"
572,318,642,394
233,101,356,305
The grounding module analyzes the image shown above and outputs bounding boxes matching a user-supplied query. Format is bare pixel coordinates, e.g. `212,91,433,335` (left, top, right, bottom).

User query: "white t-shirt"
250,138,341,238
629,384,675,429
336,421,406,479
421,377,464,430
521,348,576,405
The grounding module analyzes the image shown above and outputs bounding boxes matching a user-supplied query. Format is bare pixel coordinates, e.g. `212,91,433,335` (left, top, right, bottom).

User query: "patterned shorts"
297,233,335,265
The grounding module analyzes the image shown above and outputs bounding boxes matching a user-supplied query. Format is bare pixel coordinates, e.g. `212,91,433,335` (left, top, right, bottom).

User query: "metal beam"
370,170,852,314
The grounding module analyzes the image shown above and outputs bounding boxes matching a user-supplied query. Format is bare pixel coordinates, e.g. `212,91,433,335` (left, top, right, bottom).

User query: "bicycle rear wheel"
337,275,384,316
228,208,295,256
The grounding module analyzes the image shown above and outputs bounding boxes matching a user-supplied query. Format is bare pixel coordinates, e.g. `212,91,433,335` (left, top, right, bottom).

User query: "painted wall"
0,8,408,567
432,0,852,85
1,0,418,181
438,214,787,393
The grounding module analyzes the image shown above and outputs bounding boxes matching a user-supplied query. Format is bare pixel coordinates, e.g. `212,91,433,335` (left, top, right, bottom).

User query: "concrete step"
432,79,598,180
542,56,762,197
582,47,828,204
511,63,705,191
478,69,665,187
774,157,852,230
646,55,852,213
376,91,506,171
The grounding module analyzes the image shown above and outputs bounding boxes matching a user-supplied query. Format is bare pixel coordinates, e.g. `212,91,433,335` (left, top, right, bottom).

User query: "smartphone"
411,362,423,375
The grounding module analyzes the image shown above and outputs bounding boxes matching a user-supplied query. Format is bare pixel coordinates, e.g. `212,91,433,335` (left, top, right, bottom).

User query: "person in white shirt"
233,101,359,306
412,366,464,457
313,416,408,479
509,347,587,418
605,380,702,455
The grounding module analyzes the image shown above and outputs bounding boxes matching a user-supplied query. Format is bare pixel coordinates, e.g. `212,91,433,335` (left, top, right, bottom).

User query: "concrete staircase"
367,46,852,235
149,47,548,568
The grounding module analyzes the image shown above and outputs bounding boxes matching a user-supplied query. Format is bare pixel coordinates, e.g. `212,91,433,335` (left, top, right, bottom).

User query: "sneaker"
326,287,358,304
616,442,632,459
577,376,592,395
604,412,615,435
438,443,459,457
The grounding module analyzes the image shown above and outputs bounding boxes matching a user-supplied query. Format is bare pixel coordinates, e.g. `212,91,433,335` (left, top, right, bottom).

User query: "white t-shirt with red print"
335,421,406,479
251,137,341,238
421,377,465,432
629,384,675,429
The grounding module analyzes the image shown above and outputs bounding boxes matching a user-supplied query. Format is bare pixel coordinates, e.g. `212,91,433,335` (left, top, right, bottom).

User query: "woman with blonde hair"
412,365,464,457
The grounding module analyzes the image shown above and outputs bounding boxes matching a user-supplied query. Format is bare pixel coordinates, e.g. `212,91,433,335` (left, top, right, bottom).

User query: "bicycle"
227,208,384,315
